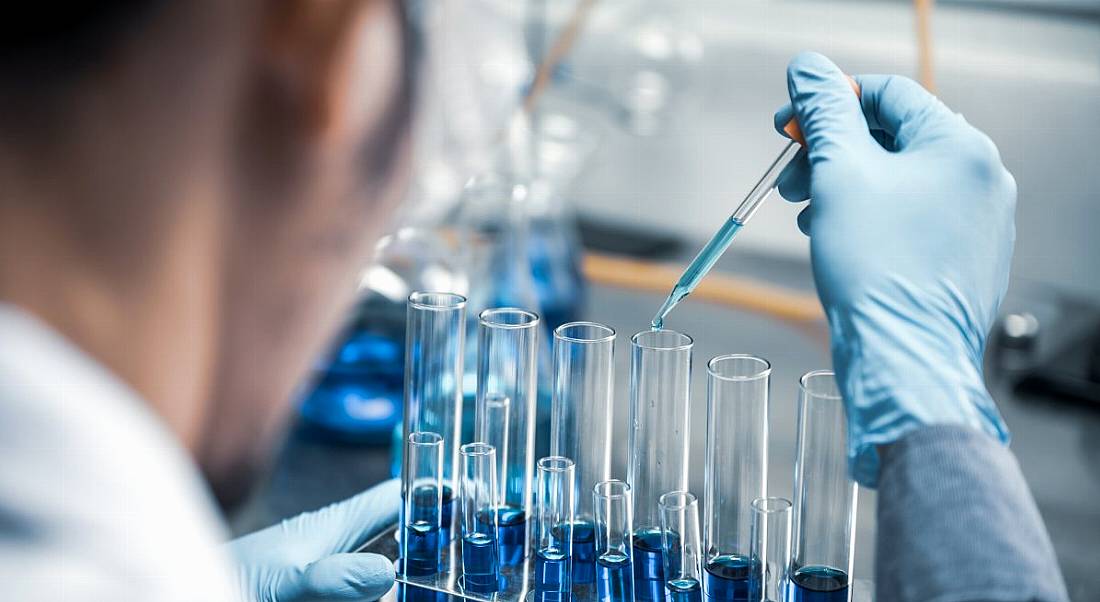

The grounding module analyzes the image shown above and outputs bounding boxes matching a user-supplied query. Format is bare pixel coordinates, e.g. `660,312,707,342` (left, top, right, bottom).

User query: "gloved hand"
228,479,400,602
773,52,1015,487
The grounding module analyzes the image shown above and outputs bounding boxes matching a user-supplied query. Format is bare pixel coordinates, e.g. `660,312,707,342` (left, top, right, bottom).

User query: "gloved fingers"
776,148,811,202
796,204,813,236
286,479,402,557
786,51,875,165
772,102,796,138
291,553,396,601
855,74,960,150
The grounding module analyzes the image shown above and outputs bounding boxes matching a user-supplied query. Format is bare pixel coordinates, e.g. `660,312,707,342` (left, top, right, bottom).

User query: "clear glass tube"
628,329,693,602
703,355,771,602
749,497,792,602
534,456,576,602
552,321,616,586
790,371,856,602
402,431,444,578
594,480,635,602
659,492,703,602
461,442,500,594
477,308,540,565
404,292,467,541
475,392,511,515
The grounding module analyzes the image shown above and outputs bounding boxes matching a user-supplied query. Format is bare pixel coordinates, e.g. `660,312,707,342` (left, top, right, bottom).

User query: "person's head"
0,1,415,508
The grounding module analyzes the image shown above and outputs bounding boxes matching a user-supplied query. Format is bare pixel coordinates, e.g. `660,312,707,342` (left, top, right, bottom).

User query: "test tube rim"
554,321,616,344
593,479,631,500
537,455,576,473
631,328,694,352
408,291,468,312
799,369,842,400
751,496,792,514
479,307,540,330
409,431,445,447
460,442,496,457
706,354,772,382
658,490,698,511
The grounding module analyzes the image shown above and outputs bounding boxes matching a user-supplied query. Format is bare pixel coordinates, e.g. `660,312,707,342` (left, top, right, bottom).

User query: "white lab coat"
0,306,238,601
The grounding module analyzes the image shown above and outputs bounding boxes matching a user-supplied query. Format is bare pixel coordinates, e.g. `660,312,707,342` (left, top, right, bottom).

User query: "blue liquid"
534,547,572,602
651,217,743,329
461,531,500,594
572,521,596,584
496,506,527,566
403,521,441,576
788,566,849,602
441,486,454,542
704,555,753,602
667,578,703,602
597,552,634,602
633,528,667,602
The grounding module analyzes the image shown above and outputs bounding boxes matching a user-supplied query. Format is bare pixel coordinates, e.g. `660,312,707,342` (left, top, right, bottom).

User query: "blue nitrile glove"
772,52,1015,487
228,479,401,602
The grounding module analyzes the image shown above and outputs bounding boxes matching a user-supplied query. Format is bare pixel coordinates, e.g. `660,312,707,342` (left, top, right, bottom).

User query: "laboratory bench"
231,249,1100,601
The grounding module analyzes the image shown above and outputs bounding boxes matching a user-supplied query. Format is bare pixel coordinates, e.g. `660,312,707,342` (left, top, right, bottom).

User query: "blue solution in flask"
596,551,634,602
571,520,596,584
788,566,849,602
497,506,528,566
534,547,572,602
403,485,442,577
632,528,668,602
704,555,754,602
667,578,703,602
461,529,500,594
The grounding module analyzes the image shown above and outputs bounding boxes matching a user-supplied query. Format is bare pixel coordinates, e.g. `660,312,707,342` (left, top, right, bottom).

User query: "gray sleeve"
875,425,1069,602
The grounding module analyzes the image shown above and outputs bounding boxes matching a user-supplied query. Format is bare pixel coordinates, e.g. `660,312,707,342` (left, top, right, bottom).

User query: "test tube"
475,392,511,521
402,431,444,578
551,321,616,586
789,371,857,602
628,329,693,602
534,456,576,602
703,355,771,602
460,442,501,594
404,292,466,541
659,492,703,602
477,308,539,565
593,480,635,602
748,498,792,602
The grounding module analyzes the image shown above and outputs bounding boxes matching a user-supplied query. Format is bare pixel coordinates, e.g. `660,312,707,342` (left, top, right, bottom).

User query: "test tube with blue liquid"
477,308,540,566
790,371,857,602
534,456,576,602
703,355,771,602
402,431,444,578
659,492,704,602
748,497,792,602
460,442,501,594
628,329,693,602
552,322,617,588
593,480,635,602
404,292,466,542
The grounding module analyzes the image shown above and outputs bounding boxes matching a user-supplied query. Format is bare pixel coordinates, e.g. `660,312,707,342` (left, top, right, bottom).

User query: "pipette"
650,77,860,330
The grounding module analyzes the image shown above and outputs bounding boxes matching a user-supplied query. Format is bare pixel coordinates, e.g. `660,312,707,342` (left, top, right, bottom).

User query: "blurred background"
231,1,1100,599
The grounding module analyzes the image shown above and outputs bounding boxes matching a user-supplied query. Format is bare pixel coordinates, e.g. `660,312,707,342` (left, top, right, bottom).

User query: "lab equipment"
476,392,512,523
404,292,467,541
402,432,445,578
703,355,771,602
748,498,792,602
659,492,704,602
770,52,1011,486
551,321,616,586
593,480,635,602
477,308,540,565
790,371,856,602
534,456,576,602
461,442,501,594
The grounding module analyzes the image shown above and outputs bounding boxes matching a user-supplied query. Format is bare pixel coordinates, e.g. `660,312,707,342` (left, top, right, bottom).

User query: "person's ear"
258,0,402,149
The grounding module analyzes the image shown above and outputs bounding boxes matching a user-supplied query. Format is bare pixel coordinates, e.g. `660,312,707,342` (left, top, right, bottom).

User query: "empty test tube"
703,355,771,602
659,492,704,602
477,308,540,565
594,480,636,602
534,457,576,602
404,292,466,541
475,393,511,517
790,371,856,602
402,432,444,578
629,329,693,602
748,497,792,602
552,321,617,586
461,443,501,594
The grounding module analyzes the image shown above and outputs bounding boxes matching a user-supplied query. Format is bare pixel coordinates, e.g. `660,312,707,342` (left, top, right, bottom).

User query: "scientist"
0,3,1068,602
